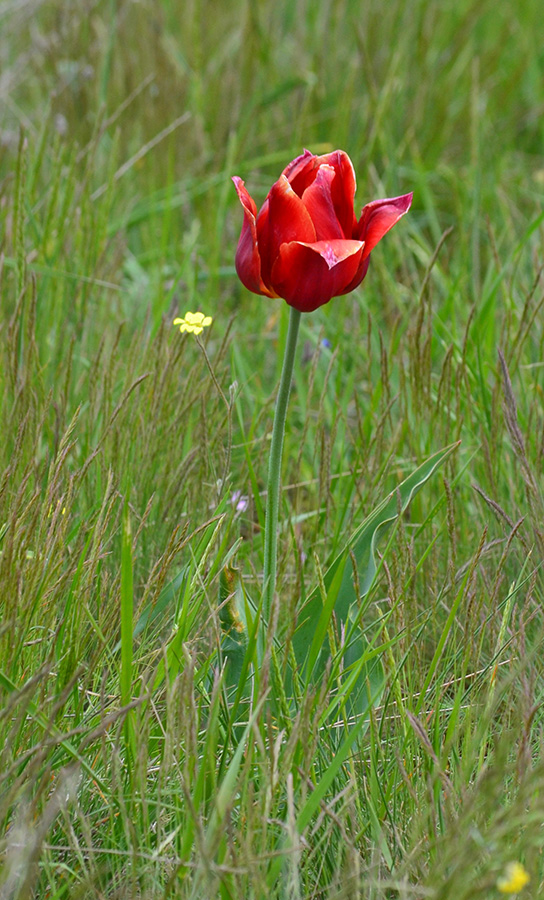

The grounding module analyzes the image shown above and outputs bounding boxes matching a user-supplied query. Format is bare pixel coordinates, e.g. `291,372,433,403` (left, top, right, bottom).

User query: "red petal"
256,175,316,287
315,150,357,237
232,177,275,297
301,165,344,240
282,149,319,196
340,255,371,295
355,192,413,259
284,150,358,237
270,239,365,312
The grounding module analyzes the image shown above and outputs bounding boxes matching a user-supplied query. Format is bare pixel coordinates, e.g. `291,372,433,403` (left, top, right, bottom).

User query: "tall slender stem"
262,306,302,627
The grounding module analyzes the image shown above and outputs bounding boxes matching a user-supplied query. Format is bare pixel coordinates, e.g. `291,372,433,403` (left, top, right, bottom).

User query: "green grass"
1,0,544,897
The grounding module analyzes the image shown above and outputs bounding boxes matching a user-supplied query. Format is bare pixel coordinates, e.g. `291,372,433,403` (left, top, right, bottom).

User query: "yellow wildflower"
173,311,213,335
497,862,530,894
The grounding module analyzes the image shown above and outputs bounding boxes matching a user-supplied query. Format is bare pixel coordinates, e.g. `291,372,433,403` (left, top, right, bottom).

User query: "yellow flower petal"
173,311,213,335
497,862,530,894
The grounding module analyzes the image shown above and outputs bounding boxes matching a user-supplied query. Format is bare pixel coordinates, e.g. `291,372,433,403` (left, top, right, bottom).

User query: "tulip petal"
232,176,275,296
301,165,344,240
256,175,316,287
271,239,365,313
339,254,371,295
356,192,413,259
283,150,358,238
316,150,357,237
282,149,319,195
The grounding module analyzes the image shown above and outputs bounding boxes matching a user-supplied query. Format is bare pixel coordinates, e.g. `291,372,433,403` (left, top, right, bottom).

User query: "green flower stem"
262,305,302,630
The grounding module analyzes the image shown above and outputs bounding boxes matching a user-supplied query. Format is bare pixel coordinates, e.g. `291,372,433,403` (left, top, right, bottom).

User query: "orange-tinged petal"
356,192,413,259
270,239,365,312
256,175,316,286
232,176,274,297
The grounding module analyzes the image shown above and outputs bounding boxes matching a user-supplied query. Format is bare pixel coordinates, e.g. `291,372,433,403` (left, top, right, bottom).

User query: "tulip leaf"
292,442,460,691
220,443,459,723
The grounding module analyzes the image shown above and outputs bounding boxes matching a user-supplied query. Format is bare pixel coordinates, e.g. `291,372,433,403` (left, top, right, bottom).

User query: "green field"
1,1,544,897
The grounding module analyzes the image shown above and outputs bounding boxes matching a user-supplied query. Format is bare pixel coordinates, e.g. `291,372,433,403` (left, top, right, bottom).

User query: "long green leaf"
292,442,460,676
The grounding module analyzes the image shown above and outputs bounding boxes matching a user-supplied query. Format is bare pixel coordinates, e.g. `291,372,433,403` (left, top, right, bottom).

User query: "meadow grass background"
1,0,544,897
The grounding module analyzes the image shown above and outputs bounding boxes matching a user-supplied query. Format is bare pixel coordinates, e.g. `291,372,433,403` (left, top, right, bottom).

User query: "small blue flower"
230,491,249,514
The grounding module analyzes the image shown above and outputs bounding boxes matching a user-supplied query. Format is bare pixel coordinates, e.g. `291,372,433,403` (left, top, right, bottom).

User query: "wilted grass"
1,0,544,897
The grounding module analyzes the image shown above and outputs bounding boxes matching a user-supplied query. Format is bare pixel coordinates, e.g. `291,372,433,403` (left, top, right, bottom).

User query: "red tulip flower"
232,149,412,313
